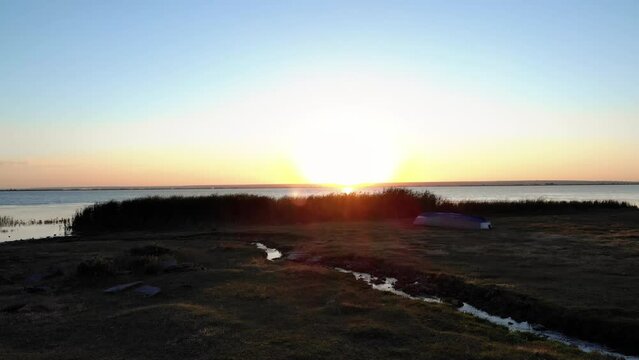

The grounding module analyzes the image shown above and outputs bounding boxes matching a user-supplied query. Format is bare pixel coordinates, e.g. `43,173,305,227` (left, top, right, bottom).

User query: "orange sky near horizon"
1,135,637,189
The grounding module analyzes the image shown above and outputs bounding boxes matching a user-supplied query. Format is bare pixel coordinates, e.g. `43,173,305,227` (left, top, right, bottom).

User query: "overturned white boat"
413,212,492,230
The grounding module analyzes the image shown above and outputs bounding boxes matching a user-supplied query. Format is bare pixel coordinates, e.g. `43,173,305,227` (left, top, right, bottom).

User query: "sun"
293,122,398,187
341,186,354,194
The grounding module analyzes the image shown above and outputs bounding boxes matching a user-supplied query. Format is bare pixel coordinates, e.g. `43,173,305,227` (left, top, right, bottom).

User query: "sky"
1,0,638,188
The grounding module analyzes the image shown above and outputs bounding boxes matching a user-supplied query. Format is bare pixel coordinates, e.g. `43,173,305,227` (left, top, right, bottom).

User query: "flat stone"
134,285,161,297
2,303,27,313
103,281,143,293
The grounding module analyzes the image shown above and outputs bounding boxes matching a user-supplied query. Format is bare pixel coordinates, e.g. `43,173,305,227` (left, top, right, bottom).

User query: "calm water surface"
1,185,638,242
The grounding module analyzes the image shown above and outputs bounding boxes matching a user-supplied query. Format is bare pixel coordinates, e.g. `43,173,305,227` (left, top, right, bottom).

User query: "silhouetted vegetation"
71,188,636,233
0,215,70,228
130,245,172,256
76,257,115,279
0,216,14,227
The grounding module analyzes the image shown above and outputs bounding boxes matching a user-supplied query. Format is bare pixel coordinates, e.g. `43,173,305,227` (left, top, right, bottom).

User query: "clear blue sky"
1,0,638,187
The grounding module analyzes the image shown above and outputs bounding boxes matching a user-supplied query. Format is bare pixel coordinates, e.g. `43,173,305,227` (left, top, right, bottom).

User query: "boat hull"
413,212,492,230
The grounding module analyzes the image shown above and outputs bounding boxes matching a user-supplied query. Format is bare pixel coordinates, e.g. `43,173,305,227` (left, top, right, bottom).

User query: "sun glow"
294,120,398,187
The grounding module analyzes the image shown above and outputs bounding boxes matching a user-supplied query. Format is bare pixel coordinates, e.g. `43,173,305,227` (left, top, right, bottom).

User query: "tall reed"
71,188,635,233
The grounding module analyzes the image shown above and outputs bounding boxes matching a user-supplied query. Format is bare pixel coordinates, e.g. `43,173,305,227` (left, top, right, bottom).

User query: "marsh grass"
0,215,19,227
71,188,635,233
127,255,165,275
130,245,172,256
76,257,116,279
0,215,71,228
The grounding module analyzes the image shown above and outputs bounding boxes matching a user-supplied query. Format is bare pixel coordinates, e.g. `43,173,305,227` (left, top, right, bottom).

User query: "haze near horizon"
1,0,638,188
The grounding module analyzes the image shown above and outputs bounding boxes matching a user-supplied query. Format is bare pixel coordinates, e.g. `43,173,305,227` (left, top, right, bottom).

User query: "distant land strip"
1,180,639,192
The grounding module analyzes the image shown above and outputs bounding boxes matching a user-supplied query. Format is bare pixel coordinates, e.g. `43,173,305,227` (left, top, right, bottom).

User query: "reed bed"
71,188,635,233
0,215,70,228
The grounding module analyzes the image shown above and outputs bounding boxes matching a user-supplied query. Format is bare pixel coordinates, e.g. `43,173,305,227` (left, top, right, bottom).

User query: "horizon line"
2,180,639,192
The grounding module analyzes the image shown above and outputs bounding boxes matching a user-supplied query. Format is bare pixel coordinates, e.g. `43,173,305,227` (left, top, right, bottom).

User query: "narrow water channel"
254,244,637,360
254,242,282,261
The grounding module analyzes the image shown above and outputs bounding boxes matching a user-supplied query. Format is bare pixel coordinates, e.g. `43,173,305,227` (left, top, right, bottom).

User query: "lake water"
1,185,638,242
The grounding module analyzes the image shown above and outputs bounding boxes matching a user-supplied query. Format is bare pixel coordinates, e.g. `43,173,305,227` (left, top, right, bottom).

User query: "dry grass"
1,212,634,359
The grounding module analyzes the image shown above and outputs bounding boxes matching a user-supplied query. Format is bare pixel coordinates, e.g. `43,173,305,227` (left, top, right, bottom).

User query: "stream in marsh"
254,243,638,360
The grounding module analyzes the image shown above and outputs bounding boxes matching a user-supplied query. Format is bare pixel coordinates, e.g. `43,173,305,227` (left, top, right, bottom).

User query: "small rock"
164,263,194,273
103,281,143,294
130,245,171,256
134,285,161,297
42,268,63,280
286,251,306,261
25,304,52,313
25,285,51,293
160,258,178,270
25,273,44,284
2,303,27,313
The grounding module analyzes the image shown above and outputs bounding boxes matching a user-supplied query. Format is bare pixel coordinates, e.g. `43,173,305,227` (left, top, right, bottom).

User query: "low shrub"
76,257,115,279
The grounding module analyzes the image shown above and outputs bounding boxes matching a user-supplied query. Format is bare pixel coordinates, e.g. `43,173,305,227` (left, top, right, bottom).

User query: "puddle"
254,243,282,261
335,267,441,303
459,303,637,360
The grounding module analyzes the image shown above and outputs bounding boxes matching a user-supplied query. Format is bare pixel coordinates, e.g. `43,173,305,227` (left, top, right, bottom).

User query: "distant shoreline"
1,180,638,192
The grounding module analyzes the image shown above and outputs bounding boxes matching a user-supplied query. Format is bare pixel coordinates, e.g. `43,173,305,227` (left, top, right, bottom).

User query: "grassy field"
264,209,639,355
1,209,638,359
